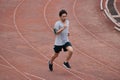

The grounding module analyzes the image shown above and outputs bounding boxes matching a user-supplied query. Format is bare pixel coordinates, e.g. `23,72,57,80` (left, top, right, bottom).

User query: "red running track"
0,0,120,80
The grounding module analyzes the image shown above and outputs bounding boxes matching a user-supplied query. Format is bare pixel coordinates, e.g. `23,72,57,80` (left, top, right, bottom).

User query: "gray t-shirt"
54,20,69,45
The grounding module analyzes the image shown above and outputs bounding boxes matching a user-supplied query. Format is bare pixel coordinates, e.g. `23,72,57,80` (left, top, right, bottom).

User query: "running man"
48,9,73,71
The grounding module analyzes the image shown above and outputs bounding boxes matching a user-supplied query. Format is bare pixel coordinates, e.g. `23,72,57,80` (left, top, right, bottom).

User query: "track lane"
0,1,120,80
13,0,85,80
44,0,120,79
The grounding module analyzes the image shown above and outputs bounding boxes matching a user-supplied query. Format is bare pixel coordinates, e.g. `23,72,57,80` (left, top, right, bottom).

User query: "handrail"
103,0,120,31
100,0,104,10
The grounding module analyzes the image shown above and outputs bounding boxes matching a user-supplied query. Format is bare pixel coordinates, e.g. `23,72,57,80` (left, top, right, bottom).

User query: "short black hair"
59,9,67,17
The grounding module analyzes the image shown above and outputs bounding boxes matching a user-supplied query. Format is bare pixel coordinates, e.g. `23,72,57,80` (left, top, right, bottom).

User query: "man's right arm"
54,23,67,35
55,27,65,34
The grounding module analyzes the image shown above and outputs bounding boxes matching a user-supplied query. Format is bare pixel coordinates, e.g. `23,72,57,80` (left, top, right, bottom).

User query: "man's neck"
61,20,66,23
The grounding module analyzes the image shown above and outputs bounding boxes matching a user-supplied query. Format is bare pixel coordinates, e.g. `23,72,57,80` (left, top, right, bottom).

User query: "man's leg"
63,46,73,69
50,53,59,64
65,46,73,62
49,45,62,71
49,53,59,71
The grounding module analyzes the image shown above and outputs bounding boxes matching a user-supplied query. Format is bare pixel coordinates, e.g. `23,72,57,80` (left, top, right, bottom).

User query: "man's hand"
54,22,67,35
55,27,65,35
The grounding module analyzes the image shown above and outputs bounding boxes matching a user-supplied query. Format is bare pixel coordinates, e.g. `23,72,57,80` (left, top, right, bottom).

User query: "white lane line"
0,63,12,69
73,0,120,76
25,72,46,80
0,47,46,63
43,0,105,79
0,63,46,80
0,55,31,80
13,0,49,61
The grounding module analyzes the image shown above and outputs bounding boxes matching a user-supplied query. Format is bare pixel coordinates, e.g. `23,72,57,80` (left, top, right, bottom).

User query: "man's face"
60,13,67,22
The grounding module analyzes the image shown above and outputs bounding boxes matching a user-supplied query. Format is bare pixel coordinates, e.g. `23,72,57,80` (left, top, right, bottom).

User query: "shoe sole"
63,64,71,69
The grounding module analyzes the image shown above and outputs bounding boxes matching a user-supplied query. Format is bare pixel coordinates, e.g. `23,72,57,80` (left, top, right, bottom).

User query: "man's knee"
67,46,73,54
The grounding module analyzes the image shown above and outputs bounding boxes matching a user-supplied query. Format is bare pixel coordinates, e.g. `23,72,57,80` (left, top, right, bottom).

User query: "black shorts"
54,42,72,53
